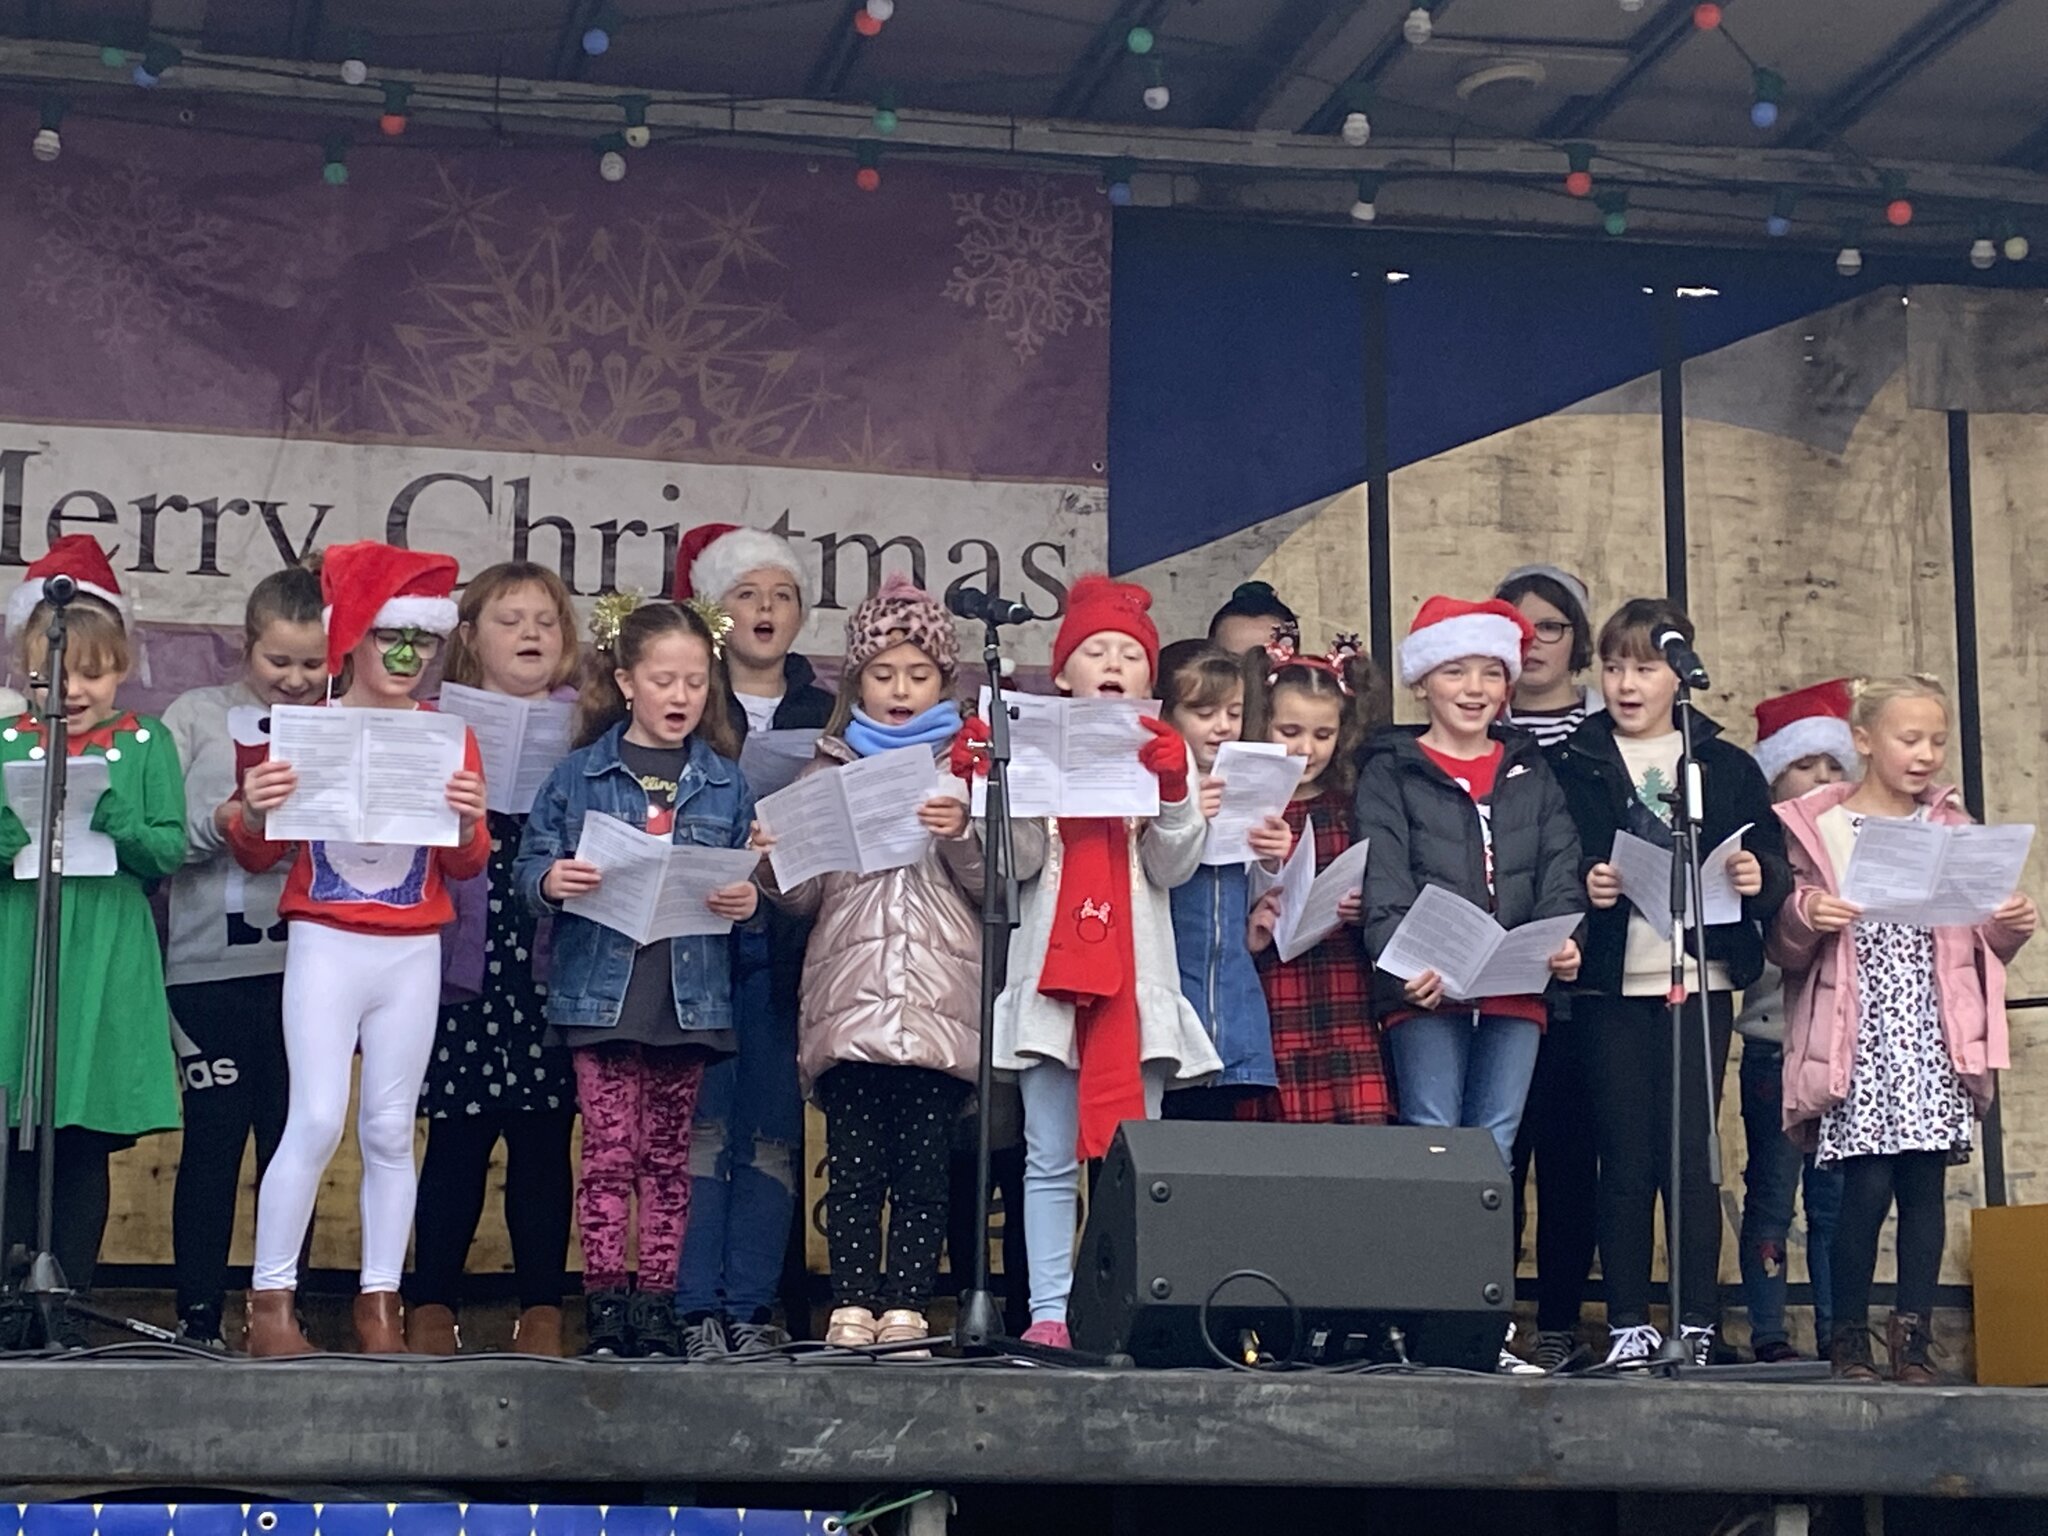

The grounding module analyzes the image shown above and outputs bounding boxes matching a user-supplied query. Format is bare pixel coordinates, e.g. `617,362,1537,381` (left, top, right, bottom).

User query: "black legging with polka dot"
816,1062,971,1313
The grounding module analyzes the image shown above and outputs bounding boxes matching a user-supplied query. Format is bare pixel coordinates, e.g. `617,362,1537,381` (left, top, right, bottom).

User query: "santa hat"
674,521,807,607
1500,563,1590,618
1052,573,1159,681
1753,679,1857,787
320,540,460,675
7,535,130,635
1399,595,1535,686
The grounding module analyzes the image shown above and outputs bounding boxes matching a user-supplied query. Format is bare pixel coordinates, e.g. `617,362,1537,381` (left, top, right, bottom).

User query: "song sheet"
5,755,115,879
1840,817,2035,928
1376,883,1580,1001
1249,835,1370,963
970,691,1161,819
739,728,823,799
1609,824,1753,936
1201,741,1306,866
264,705,466,846
563,811,762,944
436,683,574,815
755,745,943,890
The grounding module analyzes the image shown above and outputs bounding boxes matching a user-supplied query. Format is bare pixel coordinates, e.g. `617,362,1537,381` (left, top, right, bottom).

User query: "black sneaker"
727,1313,792,1356
680,1312,730,1362
1753,1337,1804,1365
1532,1329,1580,1373
628,1292,681,1358
177,1303,226,1350
1681,1324,1716,1368
582,1288,631,1357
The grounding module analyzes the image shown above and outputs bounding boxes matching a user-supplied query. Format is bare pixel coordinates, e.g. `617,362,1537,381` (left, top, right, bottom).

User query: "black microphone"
946,588,1034,627
41,573,77,606
1654,626,1710,690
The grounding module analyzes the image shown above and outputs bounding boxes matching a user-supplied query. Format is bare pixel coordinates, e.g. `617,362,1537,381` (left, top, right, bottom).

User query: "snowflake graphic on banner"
943,176,1110,362
314,163,840,460
24,160,237,347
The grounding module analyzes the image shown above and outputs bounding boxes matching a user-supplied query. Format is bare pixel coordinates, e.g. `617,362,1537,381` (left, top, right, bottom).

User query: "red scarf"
1038,816,1143,1159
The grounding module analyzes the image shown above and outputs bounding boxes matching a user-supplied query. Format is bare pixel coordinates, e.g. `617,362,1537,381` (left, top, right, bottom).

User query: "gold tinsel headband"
683,596,734,659
588,590,733,659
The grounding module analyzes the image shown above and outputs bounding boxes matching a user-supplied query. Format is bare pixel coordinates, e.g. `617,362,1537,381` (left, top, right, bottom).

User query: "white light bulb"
1971,237,1997,271
339,57,368,86
31,127,60,163
624,124,650,149
1341,110,1371,147
1350,197,1377,224
599,150,627,183
1836,246,1862,278
1403,6,1432,45
865,0,894,17
1143,83,1170,110
2006,234,2030,262
1619,0,1645,11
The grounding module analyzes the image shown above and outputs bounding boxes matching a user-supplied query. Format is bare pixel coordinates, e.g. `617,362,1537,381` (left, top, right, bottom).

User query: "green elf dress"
0,709,185,1139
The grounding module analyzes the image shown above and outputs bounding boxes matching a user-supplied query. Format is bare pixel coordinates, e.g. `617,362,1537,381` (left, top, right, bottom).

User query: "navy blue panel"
1108,213,2036,572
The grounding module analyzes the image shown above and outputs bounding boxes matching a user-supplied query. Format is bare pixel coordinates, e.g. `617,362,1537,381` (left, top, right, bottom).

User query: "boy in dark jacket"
1551,597,1793,1371
670,523,835,1353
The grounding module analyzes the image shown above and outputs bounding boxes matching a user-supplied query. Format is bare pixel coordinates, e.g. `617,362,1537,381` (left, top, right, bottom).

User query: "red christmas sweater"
225,702,490,936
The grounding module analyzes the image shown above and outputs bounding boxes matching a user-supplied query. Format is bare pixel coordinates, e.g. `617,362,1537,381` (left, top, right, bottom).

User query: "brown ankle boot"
1887,1312,1938,1385
354,1290,409,1354
244,1289,317,1358
406,1302,459,1356
1829,1324,1880,1383
513,1305,563,1357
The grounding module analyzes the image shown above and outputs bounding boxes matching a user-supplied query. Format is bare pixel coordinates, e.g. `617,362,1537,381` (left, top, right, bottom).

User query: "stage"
0,1353,2042,1524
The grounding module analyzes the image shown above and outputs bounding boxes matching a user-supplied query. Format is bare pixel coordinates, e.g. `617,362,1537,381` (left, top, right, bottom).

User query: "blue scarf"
844,701,960,758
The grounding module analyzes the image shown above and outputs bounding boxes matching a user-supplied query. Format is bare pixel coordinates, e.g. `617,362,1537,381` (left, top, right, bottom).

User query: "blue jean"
1738,1037,1843,1346
672,1024,802,1320
1384,1011,1544,1170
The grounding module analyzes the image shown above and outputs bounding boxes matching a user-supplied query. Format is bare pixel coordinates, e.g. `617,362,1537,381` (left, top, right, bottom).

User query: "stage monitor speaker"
1068,1121,1511,1370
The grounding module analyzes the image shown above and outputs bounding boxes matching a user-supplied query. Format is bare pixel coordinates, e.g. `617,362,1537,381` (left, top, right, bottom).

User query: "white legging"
1018,1060,1167,1326
252,923,440,1293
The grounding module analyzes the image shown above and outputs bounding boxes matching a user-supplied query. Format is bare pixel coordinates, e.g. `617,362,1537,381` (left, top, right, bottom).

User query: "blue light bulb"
1766,214,1791,237
1107,182,1132,207
1750,99,1778,129
133,63,159,87
582,25,610,55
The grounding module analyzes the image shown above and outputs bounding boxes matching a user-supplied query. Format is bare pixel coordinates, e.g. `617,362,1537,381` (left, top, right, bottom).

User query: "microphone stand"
3,593,178,1353
1652,670,1723,1370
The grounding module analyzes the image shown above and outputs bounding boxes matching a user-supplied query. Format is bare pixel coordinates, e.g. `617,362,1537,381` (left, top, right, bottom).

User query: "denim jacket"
513,721,758,1035
1168,863,1278,1090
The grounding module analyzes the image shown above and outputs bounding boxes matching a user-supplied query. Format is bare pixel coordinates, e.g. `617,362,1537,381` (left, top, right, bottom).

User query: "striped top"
1506,700,1589,749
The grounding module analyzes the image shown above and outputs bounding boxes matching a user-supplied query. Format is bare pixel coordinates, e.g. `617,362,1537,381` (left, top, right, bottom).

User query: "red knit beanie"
1052,574,1159,682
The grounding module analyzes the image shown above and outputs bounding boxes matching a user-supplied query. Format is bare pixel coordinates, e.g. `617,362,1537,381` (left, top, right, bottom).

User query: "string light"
1836,222,1863,278
1341,110,1371,146
339,31,369,86
1766,188,1796,238
1619,0,1645,11
1880,171,1913,227
865,0,895,19
872,88,899,134
321,135,349,187
132,42,181,88
1971,236,1997,271
378,82,411,137
1597,190,1628,237
1749,68,1782,129
1563,142,1594,198
855,140,882,191
854,9,883,36
595,132,627,182
1126,26,1155,54
1692,3,1723,28
582,5,619,55
2004,220,2031,262
1142,58,1169,111
98,44,127,68
1402,6,1433,46
1102,157,1134,207
31,97,64,163
620,94,651,148
1350,175,1379,223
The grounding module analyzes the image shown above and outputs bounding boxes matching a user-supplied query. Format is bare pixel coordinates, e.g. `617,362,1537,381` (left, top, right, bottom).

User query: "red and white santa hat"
320,540,460,675
1752,678,1857,787
7,534,130,636
1399,595,1535,686
673,521,807,607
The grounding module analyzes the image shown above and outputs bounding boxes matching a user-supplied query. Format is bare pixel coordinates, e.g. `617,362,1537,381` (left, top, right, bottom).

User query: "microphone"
41,573,77,606
1654,627,1710,690
946,588,1035,627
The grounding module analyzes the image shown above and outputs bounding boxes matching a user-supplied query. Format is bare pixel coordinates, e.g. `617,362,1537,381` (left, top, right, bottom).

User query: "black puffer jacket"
1550,710,1792,994
1352,725,1586,1015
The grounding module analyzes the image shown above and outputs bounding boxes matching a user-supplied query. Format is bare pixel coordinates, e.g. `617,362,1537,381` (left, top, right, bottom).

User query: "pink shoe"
1021,1320,1071,1349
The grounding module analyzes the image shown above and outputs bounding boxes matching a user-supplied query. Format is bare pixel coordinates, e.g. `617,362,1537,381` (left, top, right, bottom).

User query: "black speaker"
1068,1121,1512,1369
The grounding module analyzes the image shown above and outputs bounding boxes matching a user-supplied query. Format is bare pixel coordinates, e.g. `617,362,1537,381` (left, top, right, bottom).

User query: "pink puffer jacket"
1768,779,2030,1143
762,736,984,1094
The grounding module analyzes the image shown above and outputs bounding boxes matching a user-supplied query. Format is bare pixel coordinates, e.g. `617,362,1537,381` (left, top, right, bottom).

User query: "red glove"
1137,715,1189,803
950,715,993,780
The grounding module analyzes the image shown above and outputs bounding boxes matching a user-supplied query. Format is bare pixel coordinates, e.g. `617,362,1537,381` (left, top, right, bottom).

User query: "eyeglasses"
373,629,443,654
1530,620,1572,643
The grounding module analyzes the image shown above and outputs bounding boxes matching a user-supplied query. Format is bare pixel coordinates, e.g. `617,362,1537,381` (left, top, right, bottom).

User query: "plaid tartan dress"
1243,789,1394,1126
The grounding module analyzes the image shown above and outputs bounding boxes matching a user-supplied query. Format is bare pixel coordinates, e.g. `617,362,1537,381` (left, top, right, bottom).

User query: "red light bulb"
379,113,406,137
1565,169,1593,198
1692,3,1723,28
855,165,881,191
853,10,883,35
1886,197,1913,227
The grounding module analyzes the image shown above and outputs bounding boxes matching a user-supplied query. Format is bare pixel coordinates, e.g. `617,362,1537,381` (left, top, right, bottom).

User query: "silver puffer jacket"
762,735,984,1093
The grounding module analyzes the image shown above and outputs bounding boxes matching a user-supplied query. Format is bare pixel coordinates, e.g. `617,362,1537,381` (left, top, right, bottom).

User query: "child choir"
0,528,2034,1383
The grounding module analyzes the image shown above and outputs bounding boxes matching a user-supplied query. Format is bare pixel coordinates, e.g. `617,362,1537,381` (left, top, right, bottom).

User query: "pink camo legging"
572,1043,705,1294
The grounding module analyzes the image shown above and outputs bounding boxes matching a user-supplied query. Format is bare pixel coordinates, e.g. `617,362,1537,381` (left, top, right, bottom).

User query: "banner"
0,115,1111,678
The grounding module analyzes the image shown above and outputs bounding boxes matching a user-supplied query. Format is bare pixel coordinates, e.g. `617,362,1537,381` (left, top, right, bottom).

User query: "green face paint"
381,632,425,677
